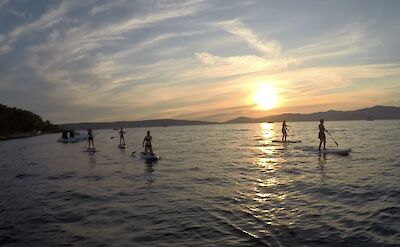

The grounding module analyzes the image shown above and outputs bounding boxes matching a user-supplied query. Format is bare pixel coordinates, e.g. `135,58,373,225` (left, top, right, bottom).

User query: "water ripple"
0,121,399,246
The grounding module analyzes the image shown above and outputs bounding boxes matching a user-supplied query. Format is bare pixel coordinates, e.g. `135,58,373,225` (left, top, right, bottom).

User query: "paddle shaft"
131,146,143,156
111,131,128,139
326,130,339,146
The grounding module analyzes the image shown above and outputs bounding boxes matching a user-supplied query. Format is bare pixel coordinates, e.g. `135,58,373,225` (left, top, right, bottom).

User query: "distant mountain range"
59,105,400,130
59,119,217,130
225,105,400,124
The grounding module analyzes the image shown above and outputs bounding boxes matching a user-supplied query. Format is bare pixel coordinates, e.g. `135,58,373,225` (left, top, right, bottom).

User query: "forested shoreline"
0,104,59,140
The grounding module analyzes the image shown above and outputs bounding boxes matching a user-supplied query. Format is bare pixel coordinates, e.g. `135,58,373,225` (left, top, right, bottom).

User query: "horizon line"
57,104,398,125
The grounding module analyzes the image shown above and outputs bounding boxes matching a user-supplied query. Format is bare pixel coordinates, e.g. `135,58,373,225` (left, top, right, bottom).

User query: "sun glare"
253,84,278,110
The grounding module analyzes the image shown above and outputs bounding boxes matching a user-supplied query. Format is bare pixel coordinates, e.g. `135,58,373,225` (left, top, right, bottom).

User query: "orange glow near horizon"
253,84,279,110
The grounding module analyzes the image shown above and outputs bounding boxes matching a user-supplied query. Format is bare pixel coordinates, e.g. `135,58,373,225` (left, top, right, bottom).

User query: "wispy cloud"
216,19,282,56
89,0,127,16
0,0,80,54
10,1,70,37
7,7,25,18
287,23,378,63
84,1,204,43
0,0,9,9
0,1,399,122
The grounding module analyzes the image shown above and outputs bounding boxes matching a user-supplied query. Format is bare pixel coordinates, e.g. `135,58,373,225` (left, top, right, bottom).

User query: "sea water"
0,120,399,246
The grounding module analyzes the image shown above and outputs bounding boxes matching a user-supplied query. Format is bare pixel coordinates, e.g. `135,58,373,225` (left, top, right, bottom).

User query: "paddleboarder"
318,119,327,151
143,130,154,155
282,120,289,142
87,128,95,148
119,128,127,145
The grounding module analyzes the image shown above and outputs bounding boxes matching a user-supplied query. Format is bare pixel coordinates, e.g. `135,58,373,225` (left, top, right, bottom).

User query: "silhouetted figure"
143,130,153,155
282,120,289,142
119,128,127,145
88,128,95,148
318,119,327,151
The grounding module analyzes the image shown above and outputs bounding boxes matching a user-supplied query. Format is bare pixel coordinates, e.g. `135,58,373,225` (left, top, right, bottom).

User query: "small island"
0,104,59,140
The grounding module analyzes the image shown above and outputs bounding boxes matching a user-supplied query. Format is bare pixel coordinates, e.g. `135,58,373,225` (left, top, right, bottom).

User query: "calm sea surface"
1,120,399,247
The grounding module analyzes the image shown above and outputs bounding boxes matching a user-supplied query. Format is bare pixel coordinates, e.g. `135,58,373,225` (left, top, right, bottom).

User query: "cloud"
0,44,11,55
192,52,274,77
216,19,282,57
83,1,204,43
7,8,26,18
271,63,400,92
287,23,378,63
21,1,205,77
90,0,127,16
0,1,399,123
193,19,399,95
279,88,394,114
0,0,9,9
23,0,206,74
0,0,80,54
10,1,72,37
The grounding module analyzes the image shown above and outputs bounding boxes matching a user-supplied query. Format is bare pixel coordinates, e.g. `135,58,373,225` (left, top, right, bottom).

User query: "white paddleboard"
303,147,351,155
140,152,159,161
272,140,301,143
118,144,128,149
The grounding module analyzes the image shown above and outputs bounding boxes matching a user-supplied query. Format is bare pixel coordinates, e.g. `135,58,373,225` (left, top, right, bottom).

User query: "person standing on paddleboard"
282,120,289,142
143,130,154,155
88,128,95,148
119,128,127,145
318,119,327,151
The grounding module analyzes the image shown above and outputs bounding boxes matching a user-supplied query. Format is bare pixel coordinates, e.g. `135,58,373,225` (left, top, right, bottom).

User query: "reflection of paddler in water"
318,153,327,166
282,120,289,142
88,154,97,167
318,153,327,180
87,128,95,148
318,119,327,151
145,163,155,187
143,130,154,155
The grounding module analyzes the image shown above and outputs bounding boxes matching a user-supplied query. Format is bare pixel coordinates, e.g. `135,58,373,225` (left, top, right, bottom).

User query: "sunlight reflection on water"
0,121,399,246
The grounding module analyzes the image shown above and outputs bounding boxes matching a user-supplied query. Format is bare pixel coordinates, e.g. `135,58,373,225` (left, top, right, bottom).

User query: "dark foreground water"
1,120,399,246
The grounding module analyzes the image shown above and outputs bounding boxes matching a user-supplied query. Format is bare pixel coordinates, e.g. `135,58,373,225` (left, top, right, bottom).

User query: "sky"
0,0,399,124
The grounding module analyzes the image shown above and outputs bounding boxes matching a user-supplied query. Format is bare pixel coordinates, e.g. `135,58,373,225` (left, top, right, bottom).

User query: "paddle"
83,140,92,150
131,146,144,156
110,131,128,139
326,130,339,146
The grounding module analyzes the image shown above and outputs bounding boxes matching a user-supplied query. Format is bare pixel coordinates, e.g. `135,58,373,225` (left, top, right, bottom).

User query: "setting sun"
253,84,279,110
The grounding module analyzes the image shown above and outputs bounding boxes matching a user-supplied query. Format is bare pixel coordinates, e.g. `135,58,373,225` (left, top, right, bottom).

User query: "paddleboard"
84,147,97,153
140,152,159,161
118,144,128,149
272,140,301,143
303,147,351,155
